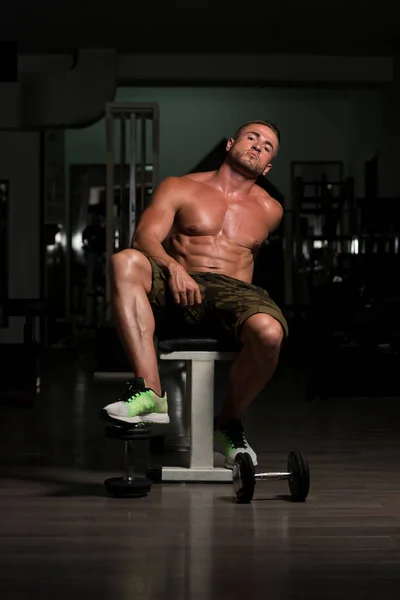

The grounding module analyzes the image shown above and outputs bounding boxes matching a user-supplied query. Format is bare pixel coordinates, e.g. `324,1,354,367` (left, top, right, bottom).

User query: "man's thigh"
191,272,289,343
142,256,212,338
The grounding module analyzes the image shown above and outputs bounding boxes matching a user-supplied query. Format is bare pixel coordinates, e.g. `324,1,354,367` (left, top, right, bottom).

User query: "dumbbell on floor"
104,423,153,498
232,451,310,503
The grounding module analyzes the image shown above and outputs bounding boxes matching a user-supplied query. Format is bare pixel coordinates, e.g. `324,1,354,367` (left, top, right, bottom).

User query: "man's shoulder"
160,172,212,188
183,171,215,184
159,175,185,187
254,185,283,216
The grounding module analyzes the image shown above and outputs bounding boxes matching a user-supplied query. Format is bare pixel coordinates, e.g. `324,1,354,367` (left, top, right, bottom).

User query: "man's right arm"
132,176,202,306
131,177,181,271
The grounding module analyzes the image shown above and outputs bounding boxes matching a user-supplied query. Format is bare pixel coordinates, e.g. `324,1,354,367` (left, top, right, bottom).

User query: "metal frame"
288,161,357,312
0,180,9,328
159,349,238,482
284,161,345,309
105,102,159,308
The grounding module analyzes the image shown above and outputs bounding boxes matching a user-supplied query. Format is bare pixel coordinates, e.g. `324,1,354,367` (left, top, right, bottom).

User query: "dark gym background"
1,2,400,599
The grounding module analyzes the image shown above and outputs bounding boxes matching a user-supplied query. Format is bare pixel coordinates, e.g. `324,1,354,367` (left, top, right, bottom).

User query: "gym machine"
94,103,160,372
291,171,356,311
291,164,400,399
0,180,8,328
104,102,159,317
94,103,160,370
0,180,48,405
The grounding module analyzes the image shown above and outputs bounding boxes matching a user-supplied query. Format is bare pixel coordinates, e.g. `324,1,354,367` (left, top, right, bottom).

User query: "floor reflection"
1,348,400,599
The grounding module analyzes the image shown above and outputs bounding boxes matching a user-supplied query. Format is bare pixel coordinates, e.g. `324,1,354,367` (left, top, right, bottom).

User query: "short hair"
233,120,281,145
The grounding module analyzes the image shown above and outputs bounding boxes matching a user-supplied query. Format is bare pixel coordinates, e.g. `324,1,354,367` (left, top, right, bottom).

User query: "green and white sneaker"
101,377,169,425
214,418,258,469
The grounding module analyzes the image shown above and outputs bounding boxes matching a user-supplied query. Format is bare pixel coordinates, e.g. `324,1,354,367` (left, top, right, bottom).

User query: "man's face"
226,125,278,178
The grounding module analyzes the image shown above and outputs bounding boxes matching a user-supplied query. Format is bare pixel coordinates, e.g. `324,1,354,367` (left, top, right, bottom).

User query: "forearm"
132,234,178,271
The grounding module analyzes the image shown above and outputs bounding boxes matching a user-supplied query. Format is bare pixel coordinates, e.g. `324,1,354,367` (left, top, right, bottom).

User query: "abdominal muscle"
167,233,255,283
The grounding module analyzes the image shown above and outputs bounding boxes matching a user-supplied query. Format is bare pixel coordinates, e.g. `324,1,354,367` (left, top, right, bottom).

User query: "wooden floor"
1,346,400,599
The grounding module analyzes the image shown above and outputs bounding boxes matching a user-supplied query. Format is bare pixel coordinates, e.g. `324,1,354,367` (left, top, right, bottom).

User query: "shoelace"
221,420,248,449
120,381,146,403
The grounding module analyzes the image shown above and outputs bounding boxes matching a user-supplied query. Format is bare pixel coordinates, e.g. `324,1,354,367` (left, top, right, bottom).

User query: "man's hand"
167,263,202,306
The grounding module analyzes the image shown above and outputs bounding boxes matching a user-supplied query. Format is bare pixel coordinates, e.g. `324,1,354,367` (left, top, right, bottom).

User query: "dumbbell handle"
254,471,292,481
124,440,135,479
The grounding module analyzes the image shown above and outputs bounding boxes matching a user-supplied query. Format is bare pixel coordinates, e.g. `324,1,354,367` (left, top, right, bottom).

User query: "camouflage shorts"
143,252,289,344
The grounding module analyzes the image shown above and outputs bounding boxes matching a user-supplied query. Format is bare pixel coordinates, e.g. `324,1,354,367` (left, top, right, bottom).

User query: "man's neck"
212,161,257,196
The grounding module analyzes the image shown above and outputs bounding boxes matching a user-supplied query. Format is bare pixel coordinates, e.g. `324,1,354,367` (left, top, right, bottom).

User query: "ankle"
133,375,162,397
148,382,163,396
214,414,238,430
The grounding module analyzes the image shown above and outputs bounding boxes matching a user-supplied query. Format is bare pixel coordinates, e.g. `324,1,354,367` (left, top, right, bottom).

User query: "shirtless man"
102,120,289,468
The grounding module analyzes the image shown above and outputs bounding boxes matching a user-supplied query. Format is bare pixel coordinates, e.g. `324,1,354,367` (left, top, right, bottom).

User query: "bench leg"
187,358,214,469
160,358,232,483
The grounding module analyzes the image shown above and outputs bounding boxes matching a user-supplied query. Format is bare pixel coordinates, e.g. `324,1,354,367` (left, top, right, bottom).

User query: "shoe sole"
141,413,170,424
99,409,141,425
99,409,169,426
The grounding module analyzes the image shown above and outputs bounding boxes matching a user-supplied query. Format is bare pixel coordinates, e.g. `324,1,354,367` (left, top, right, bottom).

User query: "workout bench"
94,332,240,482
157,336,239,483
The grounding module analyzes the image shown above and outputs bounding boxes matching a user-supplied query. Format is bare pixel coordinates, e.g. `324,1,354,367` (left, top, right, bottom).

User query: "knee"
109,249,148,285
242,314,283,354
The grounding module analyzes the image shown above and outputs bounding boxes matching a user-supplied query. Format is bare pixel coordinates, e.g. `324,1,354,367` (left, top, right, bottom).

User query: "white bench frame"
158,349,238,482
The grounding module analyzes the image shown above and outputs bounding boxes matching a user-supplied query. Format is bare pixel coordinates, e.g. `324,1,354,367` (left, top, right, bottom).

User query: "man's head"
225,120,280,178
